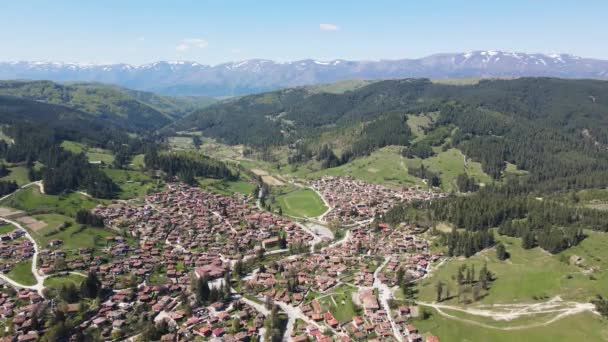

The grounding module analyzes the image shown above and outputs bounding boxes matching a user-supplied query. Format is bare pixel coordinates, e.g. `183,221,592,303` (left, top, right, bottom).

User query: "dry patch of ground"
0,207,23,218
261,175,285,186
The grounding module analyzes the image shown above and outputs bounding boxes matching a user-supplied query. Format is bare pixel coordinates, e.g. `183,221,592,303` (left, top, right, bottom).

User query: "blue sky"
0,0,606,65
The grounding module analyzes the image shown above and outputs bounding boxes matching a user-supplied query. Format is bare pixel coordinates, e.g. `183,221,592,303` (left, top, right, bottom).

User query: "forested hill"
0,80,216,130
172,77,608,192
0,95,117,141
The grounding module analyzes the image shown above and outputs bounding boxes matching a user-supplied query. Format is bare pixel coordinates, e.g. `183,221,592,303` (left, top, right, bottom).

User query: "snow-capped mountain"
1,51,608,96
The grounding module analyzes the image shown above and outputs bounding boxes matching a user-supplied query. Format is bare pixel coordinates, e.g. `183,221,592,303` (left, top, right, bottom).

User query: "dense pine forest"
173,77,608,192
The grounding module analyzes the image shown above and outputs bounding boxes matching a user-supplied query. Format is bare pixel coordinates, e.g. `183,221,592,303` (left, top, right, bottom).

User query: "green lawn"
7,260,36,286
0,186,102,216
43,274,85,290
30,213,116,250
318,285,359,324
414,309,608,342
276,188,327,218
417,232,608,305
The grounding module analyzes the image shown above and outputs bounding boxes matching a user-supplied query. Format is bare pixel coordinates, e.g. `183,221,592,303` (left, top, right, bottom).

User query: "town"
0,178,444,341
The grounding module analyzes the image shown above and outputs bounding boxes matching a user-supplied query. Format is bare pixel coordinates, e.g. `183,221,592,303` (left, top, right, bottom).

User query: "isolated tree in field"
496,242,508,260
435,281,444,302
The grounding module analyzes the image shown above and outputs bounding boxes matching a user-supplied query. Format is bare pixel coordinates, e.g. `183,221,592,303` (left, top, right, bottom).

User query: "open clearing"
413,309,607,341
43,274,85,290
60,141,114,164
413,231,608,341
305,146,424,188
198,178,255,196
0,166,29,186
28,213,116,250
407,148,494,191
417,232,608,304
0,186,102,216
407,112,439,138
276,188,328,218
103,168,157,199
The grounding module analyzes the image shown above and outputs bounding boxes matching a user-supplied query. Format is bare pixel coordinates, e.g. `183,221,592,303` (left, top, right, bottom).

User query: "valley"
0,77,606,342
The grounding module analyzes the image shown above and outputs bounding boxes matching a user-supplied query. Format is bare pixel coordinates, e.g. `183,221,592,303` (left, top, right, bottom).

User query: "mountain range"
1,51,608,97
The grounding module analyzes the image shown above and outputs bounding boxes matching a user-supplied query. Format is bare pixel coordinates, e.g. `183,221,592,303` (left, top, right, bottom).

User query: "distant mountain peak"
1,51,607,96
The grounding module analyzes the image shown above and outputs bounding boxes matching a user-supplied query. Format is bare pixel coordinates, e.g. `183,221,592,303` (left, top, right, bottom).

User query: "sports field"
276,188,328,218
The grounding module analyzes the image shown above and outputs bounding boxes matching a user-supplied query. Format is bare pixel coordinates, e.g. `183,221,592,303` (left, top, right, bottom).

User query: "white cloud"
319,23,339,31
176,38,208,52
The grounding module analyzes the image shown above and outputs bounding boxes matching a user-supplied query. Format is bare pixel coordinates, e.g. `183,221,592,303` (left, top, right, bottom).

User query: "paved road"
373,256,404,342
0,217,45,295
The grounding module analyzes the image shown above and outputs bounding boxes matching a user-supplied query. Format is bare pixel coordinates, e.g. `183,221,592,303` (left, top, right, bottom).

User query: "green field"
276,188,327,218
198,178,255,196
407,148,494,191
413,310,608,342
103,168,158,199
0,223,18,234
7,260,36,286
309,79,375,94
0,186,102,216
0,166,30,186
168,136,195,150
303,146,425,188
43,273,85,290
407,112,439,138
24,214,116,250
130,154,146,169
61,141,114,164
29,213,116,250
417,232,608,304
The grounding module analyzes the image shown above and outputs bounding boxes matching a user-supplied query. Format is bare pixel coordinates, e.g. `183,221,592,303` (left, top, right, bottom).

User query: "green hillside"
0,80,215,130
173,78,608,192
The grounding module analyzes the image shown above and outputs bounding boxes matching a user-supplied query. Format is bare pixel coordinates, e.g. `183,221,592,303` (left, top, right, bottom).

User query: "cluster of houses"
243,219,443,341
0,177,449,341
310,177,446,224
0,289,44,341
0,227,33,274
92,184,313,261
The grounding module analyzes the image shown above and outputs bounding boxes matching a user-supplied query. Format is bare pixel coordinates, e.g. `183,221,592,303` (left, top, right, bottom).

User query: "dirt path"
0,180,43,202
418,296,597,330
